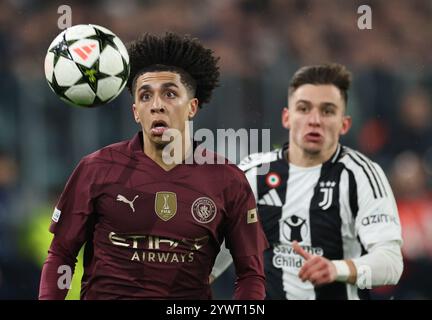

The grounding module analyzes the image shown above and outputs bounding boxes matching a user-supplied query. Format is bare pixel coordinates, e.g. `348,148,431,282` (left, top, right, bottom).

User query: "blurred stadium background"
0,0,431,299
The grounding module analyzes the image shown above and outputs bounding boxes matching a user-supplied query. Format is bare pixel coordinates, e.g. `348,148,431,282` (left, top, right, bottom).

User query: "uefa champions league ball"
44,24,130,107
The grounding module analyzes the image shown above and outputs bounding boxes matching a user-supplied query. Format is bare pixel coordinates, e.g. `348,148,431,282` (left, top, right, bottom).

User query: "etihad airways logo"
108,232,209,263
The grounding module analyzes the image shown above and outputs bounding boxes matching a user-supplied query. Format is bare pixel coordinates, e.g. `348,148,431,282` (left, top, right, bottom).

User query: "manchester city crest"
191,197,217,224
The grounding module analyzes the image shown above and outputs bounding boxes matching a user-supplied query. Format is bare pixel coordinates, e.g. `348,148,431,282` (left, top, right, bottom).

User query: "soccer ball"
44,24,130,107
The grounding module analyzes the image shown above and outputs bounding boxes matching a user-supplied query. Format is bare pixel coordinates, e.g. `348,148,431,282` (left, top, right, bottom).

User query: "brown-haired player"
212,63,403,299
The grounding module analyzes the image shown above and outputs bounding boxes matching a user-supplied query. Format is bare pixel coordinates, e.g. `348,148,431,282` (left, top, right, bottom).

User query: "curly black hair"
127,32,220,108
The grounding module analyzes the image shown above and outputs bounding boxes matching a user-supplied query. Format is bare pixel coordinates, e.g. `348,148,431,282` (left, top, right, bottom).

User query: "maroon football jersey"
40,132,268,299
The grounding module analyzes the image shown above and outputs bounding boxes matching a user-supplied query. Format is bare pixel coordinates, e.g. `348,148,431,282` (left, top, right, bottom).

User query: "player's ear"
188,98,199,119
132,104,140,123
340,115,352,135
282,107,290,129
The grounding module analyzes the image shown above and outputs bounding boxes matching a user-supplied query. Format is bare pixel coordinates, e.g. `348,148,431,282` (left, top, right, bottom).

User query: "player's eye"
296,104,308,113
322,107,336,115
165,91,177,98
141,93,151,101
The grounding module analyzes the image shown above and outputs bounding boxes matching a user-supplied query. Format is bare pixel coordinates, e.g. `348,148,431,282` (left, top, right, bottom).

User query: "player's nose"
150,95,166,113
308,108,321,126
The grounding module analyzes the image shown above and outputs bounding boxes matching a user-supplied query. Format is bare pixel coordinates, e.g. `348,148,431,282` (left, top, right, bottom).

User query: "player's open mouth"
150,120,169,136
305,132,322,142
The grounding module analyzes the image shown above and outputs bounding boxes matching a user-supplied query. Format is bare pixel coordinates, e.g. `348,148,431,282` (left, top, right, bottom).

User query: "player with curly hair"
39,32,268,300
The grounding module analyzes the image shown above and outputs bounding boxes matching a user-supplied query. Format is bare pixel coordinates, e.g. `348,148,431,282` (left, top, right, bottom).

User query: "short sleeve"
224,169,269,257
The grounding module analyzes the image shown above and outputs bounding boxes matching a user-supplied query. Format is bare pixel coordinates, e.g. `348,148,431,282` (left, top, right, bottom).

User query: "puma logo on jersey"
318,181,336,210
116,194,139,213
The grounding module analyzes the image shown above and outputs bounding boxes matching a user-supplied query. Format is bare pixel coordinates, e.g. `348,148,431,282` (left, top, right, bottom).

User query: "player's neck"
143,134,192,171
287,143,336,167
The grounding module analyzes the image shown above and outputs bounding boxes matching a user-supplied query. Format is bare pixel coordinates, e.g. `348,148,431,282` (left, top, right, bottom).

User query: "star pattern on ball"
91,27,117,50
50,37,72,62
75,59,112,92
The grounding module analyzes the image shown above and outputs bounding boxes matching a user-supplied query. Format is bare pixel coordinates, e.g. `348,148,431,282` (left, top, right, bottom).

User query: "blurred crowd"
0,0,431,299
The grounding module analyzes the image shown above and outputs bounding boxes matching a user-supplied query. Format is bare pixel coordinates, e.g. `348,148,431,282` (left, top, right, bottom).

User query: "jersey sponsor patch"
247,208,258,224
272,244,324,270
361,213,399,226
282,215,309,242
52,207,61,222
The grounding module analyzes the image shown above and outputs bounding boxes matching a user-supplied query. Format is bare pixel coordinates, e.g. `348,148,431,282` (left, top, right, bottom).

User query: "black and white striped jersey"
239,143,402,300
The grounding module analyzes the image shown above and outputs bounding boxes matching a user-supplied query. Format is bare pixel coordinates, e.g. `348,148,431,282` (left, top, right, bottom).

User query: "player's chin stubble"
153,139,170,150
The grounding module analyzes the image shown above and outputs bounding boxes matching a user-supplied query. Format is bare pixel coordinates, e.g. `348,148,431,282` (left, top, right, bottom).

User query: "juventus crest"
318,181,336,210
